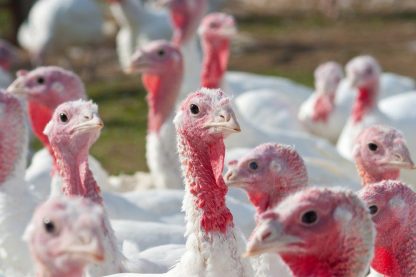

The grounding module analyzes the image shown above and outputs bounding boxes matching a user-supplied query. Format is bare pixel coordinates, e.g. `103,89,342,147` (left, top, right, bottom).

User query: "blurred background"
1,0,416,174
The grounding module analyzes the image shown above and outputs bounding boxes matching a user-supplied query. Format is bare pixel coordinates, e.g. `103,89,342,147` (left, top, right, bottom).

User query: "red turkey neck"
312,93,335,122
352,86,378,124
372,225,416,276
54,145,103,205
178,132,233,233
143,69,182,134
28,101,58,171
201,38,230,88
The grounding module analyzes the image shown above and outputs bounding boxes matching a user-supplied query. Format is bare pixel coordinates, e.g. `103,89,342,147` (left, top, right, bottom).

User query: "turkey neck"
201,37,229,88
143,68,182,134
372,217,416,276
352,84,378,124
355,155,400,186
177,132,232,233
53,143,103,205
28,101,58,171
312,91,335,123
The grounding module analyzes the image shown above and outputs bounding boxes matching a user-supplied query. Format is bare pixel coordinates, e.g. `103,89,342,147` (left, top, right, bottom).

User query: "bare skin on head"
311,61,343,122
245,187,375,277
353,125,415,186
25,196,105,277
199,12,236,89
43,100,103,203
359,180,416,276
225,143,308,216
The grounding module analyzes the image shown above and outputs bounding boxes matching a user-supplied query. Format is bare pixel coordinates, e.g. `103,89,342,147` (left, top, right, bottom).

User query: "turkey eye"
158,49,165,56
369,205,378,215
43,218,55,234
301,211,318,225
249,161,258,170
368,143,378,151
190,104,199,114
59,113,68,123
37,77,45,84
209,22,218,28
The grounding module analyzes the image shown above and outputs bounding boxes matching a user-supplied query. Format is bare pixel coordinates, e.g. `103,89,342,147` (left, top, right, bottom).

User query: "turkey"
199,12,310,133
18,0,106,64
127,40,183,189
24,196,106,277
0,39,16,88
298,61,345,143
337,55,416,164
352,125,415,186
225,143,308,216
245,187,375,277
109,88,255,277
106,0,173,70
0,91,38,276
359,180,416,276
6,66,111,199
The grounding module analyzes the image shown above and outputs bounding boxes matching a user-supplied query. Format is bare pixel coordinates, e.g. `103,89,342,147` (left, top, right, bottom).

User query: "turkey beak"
243,220,303,258
72,114,104,135
6,77,26,96
57,230,105,263
384,146,416,169
204,106,241,136
125,49,150,74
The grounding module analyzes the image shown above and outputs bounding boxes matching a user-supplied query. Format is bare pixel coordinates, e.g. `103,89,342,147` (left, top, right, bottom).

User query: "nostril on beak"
394,154,403,162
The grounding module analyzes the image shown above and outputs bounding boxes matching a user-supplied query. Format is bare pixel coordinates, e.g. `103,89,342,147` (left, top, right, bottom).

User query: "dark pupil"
369,205,378,215
158,49,165,56
302,211,318,224
37,77,45,84
190,104,199,114
210,22,217,28
60,113,68,122
368,143,378,151
249,162,258,170
43,219,55,233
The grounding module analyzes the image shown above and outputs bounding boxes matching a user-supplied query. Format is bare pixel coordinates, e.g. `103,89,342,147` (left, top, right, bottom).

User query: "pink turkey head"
358,180,414,247
225,143,308,213
128,40,183,133
43,100,103,159
314,61,343,95
198,12,236,42
25,196,105,276
174,88,240,143
245,187,374,277
0,90,26,184
346,55,381,90
7,66,86,148
128,40,183,75
353,125,414,185
167,0,208,45
0,39,16,70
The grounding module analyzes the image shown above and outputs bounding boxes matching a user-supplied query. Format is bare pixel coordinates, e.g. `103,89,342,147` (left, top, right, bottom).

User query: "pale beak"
6,77,26,96
72,116,104,135
125,50,150,74
204,106,241,135
243,220,303,258
57,231,105,263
